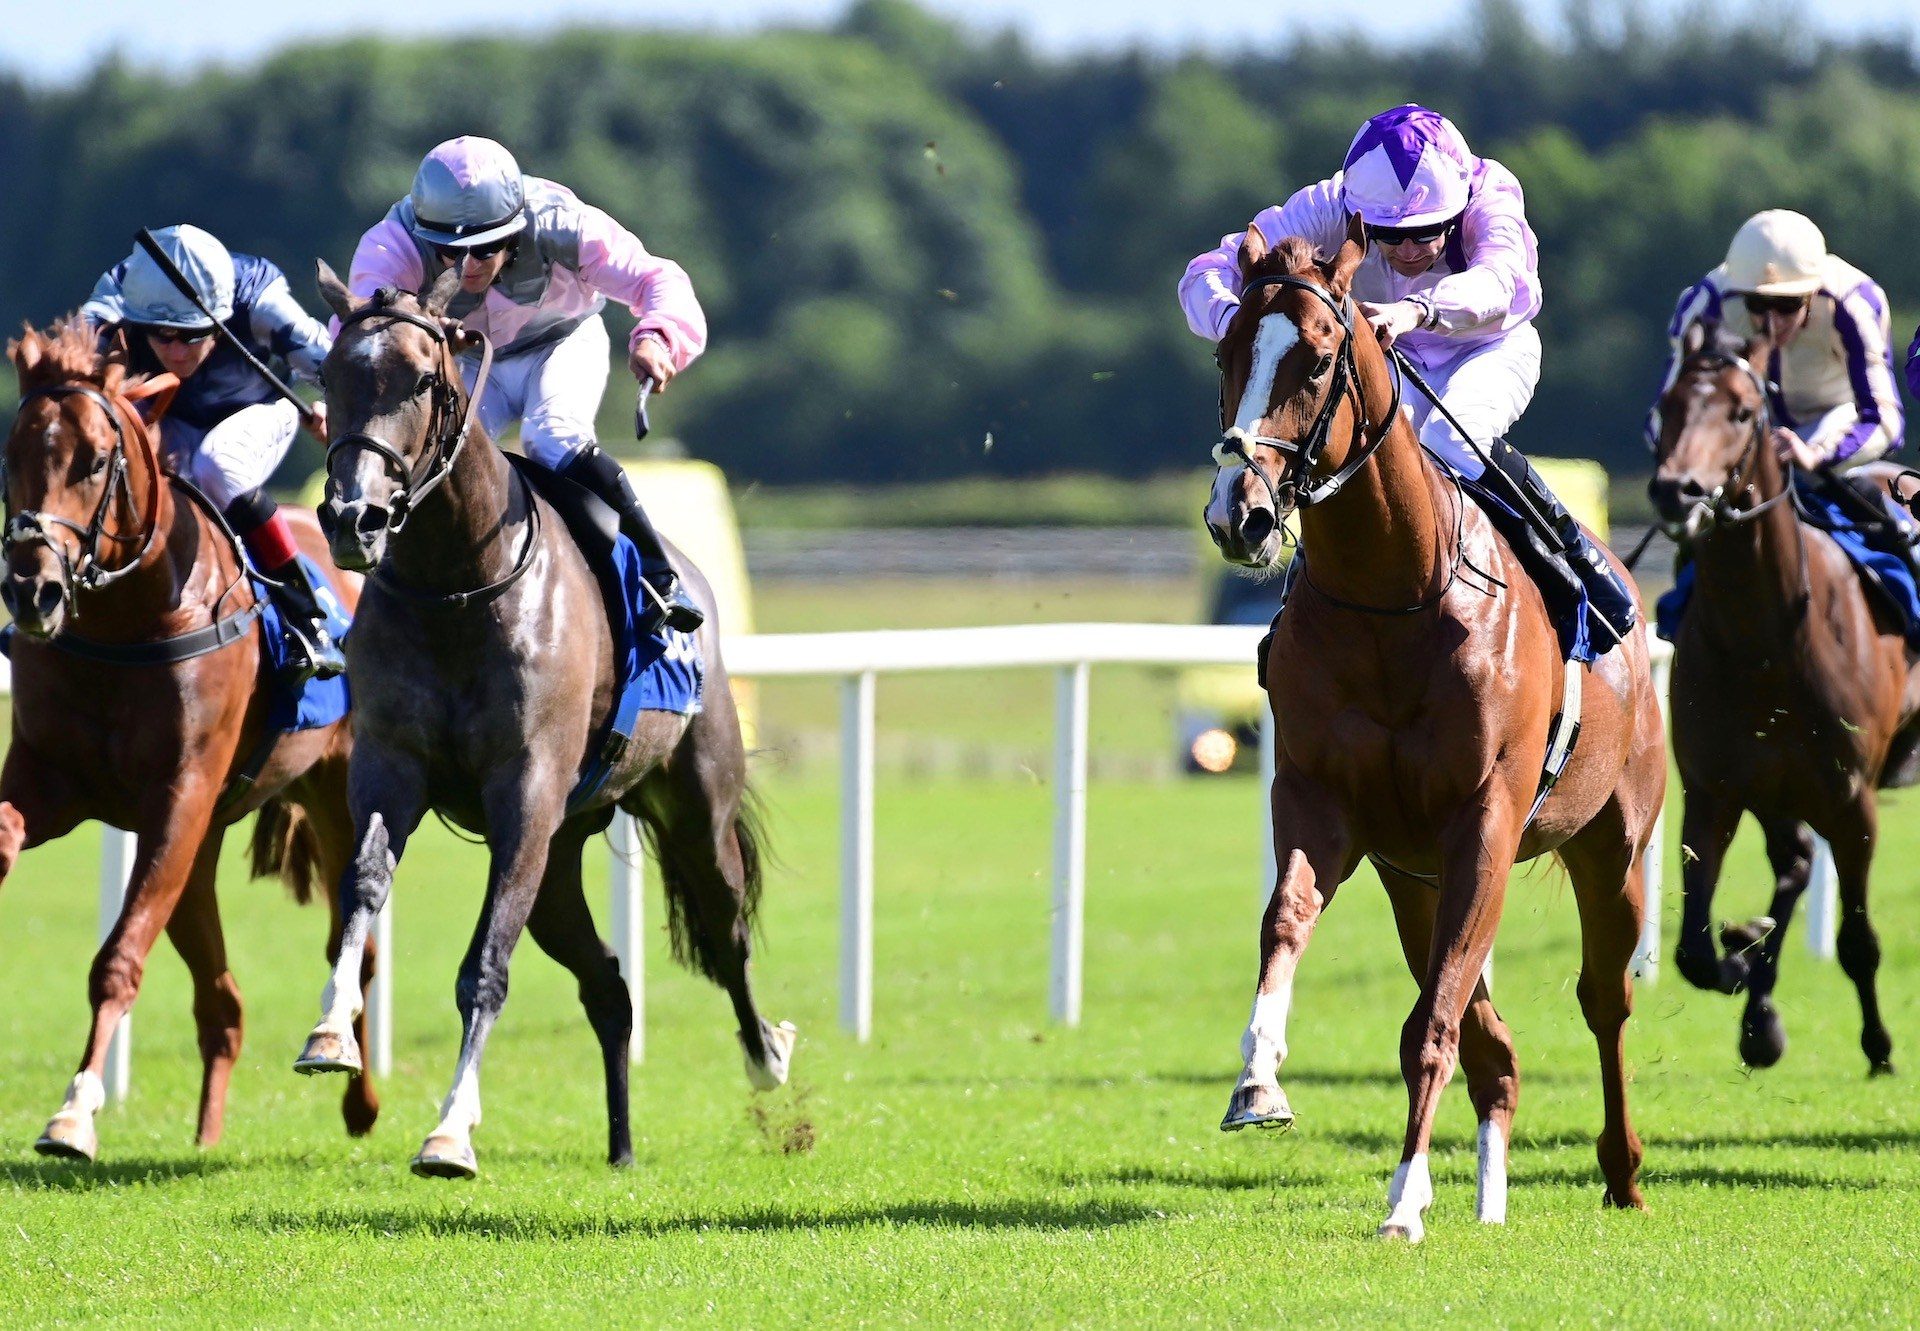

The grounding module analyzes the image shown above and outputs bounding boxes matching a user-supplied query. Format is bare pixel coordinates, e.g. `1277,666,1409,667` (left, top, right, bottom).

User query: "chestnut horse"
1649,321,1919,1072
2,320,374,1160
1204,227,1666,1241
296,266,792,1179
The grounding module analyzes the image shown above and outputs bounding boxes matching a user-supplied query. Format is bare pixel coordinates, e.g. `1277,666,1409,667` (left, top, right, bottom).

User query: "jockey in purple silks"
1664,209,1920,580
343,136,708,633
1180,103,1638,646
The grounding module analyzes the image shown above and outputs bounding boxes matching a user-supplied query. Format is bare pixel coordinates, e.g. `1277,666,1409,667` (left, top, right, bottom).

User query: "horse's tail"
639,786,769,983
250,797,319,906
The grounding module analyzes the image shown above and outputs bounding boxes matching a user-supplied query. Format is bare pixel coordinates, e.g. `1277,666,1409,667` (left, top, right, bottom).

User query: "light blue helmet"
408,136,529,249
120,224,235,328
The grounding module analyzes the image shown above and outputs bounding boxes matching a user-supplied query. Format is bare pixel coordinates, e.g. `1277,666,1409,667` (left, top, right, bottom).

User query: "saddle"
507,452,625,643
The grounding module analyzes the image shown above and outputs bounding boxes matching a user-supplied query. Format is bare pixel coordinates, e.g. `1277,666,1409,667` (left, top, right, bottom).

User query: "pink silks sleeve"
1178,178,1350,343
574,205,708,372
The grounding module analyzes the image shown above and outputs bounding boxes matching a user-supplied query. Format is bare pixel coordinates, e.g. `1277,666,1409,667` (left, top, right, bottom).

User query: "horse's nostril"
32,581,61,619
1240,508,1276,548
353,505,387,537
0,580,17,617
316,500,339,538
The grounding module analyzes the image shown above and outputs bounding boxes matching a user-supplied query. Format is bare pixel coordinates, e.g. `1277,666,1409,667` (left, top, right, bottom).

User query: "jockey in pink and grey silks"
1180,104,1638,647
343,136,708,632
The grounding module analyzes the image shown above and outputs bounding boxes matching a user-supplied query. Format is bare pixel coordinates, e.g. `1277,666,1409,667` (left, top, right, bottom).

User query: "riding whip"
1388,347,1563,551
131,228,322,434
634,378,654,442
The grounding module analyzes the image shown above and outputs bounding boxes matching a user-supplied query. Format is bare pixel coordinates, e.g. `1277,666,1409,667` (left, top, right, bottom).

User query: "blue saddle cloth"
1455,469,1595,664
491,458,705,817
256,554,353,733
1655,475,1920,645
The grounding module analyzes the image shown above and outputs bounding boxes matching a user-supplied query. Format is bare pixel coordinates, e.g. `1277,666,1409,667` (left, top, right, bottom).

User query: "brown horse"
1203,226,1666,1241
1649,320,1919,1072
1,320,375,1160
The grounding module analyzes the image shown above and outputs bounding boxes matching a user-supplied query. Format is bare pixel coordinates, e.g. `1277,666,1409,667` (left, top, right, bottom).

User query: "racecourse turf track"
0,579,1916,1325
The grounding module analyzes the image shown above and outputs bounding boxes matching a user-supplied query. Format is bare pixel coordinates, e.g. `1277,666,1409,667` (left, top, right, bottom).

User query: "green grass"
0,765,1917,1325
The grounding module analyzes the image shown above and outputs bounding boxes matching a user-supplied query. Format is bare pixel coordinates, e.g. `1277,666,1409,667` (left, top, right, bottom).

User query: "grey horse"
295,263,794,1178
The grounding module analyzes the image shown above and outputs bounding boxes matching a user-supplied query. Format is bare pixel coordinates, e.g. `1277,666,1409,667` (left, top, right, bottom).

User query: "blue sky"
5,0,1914,83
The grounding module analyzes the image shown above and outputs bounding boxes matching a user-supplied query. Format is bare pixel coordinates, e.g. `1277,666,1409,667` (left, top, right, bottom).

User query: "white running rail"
10,626,1837,1094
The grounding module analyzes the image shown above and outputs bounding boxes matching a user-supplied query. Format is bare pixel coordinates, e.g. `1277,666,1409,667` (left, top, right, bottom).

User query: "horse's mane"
9,315,125,391
1248,236,1323,282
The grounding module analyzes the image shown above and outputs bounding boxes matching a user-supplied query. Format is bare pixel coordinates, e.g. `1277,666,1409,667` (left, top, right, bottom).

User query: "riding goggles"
434,236,515,262
131,323,216,346
1365,220,1452,246
1743,293,1810,317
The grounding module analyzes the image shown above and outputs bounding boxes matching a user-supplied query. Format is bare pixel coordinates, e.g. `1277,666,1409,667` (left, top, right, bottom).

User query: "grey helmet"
407,136,530,249
119,224,235,328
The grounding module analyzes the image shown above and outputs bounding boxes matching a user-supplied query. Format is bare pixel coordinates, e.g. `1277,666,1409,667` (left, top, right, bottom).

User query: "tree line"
4,0,1920,486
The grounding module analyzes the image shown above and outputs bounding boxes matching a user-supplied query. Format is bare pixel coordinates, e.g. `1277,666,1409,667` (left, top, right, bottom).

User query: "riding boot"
1483,437,1640,648
263,556,349,684
559,445,705,634
228,491,346,685
1835,470,1920,589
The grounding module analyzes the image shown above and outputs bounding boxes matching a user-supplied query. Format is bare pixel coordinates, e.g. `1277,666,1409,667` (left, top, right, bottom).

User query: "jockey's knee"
522,418,597,473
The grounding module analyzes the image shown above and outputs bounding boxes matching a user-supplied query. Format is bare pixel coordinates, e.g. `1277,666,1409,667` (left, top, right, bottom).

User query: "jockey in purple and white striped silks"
1661,210,1904,473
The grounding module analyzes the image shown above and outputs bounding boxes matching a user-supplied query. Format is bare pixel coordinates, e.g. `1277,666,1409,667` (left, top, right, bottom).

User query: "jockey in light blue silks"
1179,103,1639,647
1661,209,1919,581
84,224,345,682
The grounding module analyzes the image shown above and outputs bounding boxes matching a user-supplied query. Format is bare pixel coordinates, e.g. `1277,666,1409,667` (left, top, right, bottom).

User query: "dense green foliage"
6,1,1920,484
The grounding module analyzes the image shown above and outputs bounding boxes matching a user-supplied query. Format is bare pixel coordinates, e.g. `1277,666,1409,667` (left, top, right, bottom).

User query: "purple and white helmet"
408,136,529,248
1339,105,1474,229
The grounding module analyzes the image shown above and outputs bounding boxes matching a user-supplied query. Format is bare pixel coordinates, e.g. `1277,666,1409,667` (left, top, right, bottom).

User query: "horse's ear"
1237,226,1269,278
1326,213,1367,298
1682,319,1708,358
101,357,126,396
421,266,462,317
9,330,43,383
316,259,361,321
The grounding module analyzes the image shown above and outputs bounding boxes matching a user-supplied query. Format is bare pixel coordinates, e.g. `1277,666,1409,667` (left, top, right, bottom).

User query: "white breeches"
167,400,301,510
1401,323,1542,480
462,315,611,470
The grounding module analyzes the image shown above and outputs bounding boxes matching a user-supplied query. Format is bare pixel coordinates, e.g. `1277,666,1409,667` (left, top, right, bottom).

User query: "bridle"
1212,274,1402,513
324,289,495,537
326,291,546,610
1664,349,1791,533
3,382,164,608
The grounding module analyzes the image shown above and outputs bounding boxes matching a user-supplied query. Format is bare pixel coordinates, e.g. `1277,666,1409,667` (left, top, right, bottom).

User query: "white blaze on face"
1232,313,1302,438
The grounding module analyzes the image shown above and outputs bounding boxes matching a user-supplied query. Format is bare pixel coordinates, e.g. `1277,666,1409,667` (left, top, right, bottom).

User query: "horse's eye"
1311,353,1334,379
88,454,109,477
1732,406,1753,424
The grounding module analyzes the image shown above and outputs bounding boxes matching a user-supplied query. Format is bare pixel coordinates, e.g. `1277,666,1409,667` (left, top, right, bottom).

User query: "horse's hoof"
410,1136,478,1180
33,1115,98,1163
1739,999,1787,1068
294,1028,362,1076
1603,1185,1648,1212
1219,1082,1294,1132
1672,944,1740,995
1375,1220,1424,1244
1870,1060,1896,1079
743,1020,798,1092
341,1086,380,1138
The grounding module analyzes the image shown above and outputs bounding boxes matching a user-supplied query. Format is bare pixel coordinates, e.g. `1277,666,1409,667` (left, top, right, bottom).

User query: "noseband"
1214,274,1402,511
325,292,495,535
3,383,162,601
